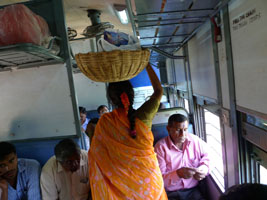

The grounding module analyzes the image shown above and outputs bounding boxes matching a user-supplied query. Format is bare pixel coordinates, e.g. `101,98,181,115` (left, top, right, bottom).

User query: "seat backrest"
13,137,82,167
152,124,168,145
86,110,99,120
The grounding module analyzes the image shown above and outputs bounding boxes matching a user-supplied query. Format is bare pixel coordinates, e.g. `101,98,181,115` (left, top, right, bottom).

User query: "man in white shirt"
79,106,90,151
79,106,89,132
40,139,90,200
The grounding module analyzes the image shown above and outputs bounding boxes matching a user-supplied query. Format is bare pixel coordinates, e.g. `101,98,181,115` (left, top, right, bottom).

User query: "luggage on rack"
0,4,50,46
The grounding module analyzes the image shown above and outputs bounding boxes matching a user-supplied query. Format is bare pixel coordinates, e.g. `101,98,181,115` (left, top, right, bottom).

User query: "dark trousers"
166,186,206,200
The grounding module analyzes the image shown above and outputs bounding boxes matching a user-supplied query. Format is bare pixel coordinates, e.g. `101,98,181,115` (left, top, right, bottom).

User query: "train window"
133,86,153,109
204,109,225,191
260,165,267,184
246,114,267,131
184,99,189,113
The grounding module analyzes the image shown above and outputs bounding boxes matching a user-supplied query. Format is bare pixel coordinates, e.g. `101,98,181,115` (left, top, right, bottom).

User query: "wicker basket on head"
75,49,150,82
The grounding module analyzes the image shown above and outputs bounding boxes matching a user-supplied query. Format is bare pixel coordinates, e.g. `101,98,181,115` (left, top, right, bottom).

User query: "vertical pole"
125,0,138,37
222,5,241,184
53,0,84,147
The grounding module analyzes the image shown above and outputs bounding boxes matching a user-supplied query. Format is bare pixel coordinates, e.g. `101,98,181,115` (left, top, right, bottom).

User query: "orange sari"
89,108,167,200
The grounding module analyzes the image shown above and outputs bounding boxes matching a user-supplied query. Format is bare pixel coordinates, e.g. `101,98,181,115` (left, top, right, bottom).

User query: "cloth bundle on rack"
0,4,50,46
97,29,141,52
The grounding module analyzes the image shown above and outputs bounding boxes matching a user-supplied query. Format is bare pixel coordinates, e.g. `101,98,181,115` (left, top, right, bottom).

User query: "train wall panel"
229,0,267,115
217,20,231,109
0,64,76,141
73,73,108,111
188,22,218,101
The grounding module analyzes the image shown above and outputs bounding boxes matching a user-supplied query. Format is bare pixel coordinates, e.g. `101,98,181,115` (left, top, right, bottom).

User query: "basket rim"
76,48,150,56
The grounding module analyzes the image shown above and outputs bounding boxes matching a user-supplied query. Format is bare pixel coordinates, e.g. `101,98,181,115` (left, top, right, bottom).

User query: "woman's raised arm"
146,63,163,99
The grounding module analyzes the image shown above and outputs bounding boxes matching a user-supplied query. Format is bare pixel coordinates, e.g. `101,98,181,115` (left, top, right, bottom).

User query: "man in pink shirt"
154,114,210,200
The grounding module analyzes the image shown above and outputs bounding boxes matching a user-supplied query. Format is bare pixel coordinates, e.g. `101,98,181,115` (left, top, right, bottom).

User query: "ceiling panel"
134,0,222,62
139,39,155,46
172,35,186,42
192,0,220,10
138,29,157,38
134,0,162,14
156,23,199,36
135,10,211,23
164,0,193,12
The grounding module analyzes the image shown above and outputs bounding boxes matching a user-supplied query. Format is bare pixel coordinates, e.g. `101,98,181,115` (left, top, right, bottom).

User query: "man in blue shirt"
0,142,41,200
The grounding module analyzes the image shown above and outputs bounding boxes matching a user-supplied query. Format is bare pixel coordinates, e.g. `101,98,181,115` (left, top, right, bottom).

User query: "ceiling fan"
82,9,114,38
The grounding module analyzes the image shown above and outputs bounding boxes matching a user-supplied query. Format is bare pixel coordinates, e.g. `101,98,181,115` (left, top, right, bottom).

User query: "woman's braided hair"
107,81,136,138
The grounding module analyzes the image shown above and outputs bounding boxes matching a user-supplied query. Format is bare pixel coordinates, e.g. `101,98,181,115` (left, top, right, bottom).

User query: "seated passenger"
79,106,90,150
79,106,89,132
85,118,99,142
219,183,267,200
0,142,41,200
40,139,90,200
154,114,210,200
97,105,109,117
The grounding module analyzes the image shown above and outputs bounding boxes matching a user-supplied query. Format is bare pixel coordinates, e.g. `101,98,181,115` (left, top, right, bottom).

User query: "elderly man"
40,139,90,200
154,114,210,200
0,142,41,200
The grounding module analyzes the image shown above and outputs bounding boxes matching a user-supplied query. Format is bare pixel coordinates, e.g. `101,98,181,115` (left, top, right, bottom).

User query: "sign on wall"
229,0,267,115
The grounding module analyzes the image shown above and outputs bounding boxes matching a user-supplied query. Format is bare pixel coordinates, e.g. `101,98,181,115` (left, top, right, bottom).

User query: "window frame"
203,107,226,192
194,101,228,192
240,114,267,184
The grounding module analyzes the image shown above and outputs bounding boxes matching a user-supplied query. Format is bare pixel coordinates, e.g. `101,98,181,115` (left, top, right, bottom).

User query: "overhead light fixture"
113,4,129,24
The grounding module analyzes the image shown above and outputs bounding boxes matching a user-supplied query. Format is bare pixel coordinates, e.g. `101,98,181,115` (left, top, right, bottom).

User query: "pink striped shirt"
154,134,210,191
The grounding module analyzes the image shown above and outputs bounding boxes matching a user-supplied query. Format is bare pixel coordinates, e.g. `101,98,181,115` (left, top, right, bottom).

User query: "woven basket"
75,49,150,82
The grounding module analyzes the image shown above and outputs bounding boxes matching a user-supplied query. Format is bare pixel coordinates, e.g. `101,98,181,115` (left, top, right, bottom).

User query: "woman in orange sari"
89,63,167,200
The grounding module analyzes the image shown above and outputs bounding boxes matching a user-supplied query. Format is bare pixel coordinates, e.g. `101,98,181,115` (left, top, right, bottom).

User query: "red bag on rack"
0,4,50,46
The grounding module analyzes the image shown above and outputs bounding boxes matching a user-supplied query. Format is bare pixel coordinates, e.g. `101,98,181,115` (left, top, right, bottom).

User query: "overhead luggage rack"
0,0,70,71
0,43,64,70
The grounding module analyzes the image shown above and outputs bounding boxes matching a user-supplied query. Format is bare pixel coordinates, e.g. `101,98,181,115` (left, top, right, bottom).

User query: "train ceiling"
0,0,226,62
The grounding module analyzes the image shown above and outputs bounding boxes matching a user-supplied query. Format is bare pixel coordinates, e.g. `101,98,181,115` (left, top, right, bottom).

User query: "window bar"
250,153,258,183
244,140,251,183
200,106,207,141
193,103,200,137
255,157,261,183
